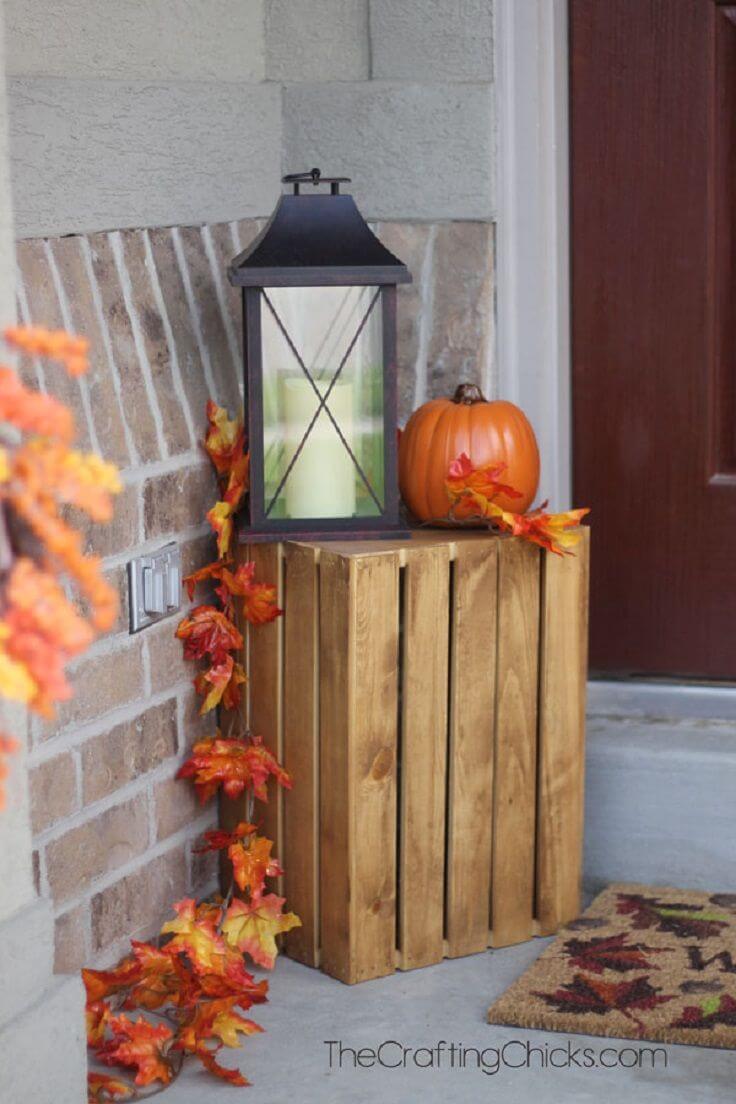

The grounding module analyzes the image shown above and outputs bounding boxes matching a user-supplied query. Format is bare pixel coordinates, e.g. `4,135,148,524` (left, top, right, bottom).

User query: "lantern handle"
282,168,351,195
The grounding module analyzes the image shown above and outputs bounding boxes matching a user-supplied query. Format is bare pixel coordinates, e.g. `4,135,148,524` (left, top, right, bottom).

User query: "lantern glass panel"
260,285,384,520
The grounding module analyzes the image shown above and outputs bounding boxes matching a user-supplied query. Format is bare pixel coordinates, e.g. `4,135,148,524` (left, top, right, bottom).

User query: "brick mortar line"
28,680,194,765
142,227,198,450
228,219,242,255
483,224,498,398
15,268,45,390
202,223,241,379
101,520,211,571
119,450,208,484
109,230,170,460
79,235,139,465
35,842,49,899
33,748,198,850
63,581,200,665
51,813,215,925
43,239,101,454
412,221,437,411
171,226,218,399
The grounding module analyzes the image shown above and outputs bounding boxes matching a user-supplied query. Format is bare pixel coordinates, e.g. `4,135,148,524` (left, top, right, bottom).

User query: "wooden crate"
221,528,590,984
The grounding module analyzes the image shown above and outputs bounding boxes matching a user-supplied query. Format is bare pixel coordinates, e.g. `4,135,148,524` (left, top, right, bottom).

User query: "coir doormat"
487,883,736,1049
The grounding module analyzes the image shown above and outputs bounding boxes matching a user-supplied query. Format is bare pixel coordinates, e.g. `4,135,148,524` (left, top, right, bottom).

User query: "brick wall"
16,214,494,972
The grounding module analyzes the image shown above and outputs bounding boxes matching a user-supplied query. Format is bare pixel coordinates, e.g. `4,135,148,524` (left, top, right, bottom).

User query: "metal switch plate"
128,542,181,633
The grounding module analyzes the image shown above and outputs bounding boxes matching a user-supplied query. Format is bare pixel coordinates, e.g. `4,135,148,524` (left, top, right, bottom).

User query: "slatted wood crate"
221,528,590,984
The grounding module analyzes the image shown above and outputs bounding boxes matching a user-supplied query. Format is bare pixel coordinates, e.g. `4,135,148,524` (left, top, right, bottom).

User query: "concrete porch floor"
165,940,736,1104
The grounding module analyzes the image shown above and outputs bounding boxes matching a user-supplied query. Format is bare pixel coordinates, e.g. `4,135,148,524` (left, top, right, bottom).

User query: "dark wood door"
571,0,736,678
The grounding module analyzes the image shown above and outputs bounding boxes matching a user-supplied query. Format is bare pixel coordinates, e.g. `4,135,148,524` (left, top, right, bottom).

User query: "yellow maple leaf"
222,894,301,969
0,633,38,704
160,898,230,975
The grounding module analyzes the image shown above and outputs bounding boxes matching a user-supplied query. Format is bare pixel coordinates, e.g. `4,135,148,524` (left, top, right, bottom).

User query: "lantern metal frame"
228,169,412,543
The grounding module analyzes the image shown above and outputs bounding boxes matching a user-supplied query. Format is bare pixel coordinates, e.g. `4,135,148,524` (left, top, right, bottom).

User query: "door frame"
494,0,571,510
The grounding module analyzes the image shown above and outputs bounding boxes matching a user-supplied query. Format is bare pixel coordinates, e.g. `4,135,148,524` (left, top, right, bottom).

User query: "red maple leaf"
563,933,669,974
534,973,674,1035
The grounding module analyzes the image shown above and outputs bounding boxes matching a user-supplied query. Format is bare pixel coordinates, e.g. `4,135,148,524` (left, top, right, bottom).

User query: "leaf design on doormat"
563,933,668,975
672,994,736,1030
616,893,730,940
533,974,674,1036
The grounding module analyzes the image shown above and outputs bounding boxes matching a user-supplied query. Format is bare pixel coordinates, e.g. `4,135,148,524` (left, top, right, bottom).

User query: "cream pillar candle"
283,376,356,518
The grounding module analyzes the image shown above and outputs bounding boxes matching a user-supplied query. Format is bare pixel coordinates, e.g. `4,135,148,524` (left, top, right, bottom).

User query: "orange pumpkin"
399,383,540,522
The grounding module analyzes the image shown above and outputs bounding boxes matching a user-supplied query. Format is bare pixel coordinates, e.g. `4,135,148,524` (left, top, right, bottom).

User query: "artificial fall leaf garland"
84,402,298,1099
444,451,589,555
0,325,121,806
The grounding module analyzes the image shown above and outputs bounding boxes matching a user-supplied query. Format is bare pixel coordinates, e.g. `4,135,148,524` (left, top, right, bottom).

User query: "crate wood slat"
244,542,284,885
398,544,450,970
491,539,541,948
445,539,498,958
319,550,400,984
536,529,590,935
282,543,320,965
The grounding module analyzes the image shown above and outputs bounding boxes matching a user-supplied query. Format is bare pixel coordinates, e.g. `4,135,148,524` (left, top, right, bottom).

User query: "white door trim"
494,0,571,510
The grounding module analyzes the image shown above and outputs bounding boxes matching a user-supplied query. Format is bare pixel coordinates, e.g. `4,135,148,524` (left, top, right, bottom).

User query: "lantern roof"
228,169,412,288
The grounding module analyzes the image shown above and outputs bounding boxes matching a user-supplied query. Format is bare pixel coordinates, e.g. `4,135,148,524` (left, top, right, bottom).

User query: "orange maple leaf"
224,659,248,710
193,1045,250,1086
203,402,245,477
175,605,243,662
446,452,523,507
159,899,233,976
175,996,262,1053
217,562,282,626
194,822,257,854
230,835,284,898
222,451,249,511
206,500,234,559
193,654,247,715
83,958,142,1005
182,559,231,601
11,438,121,522
86,1000,111,1047
160,901,263,1004
96,1014,173,1088
87,1071,133,1101
123,942,198,1011
0,365,75,440
0,734,19,810
505,504,591,556
0,557,115,718
4,325,90,377
177,733,292,804
222,894,301,969
195,969,269,1009
444,453,589,555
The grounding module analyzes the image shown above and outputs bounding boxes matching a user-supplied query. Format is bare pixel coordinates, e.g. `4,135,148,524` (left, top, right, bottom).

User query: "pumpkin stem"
452,382,486,405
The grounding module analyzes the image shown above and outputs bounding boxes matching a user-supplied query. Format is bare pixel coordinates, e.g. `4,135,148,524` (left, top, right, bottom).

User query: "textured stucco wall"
9,78,281,237
5,0,281,237
6,0,495,236
283,81,494,221
4,0,266,81
277,0,495,221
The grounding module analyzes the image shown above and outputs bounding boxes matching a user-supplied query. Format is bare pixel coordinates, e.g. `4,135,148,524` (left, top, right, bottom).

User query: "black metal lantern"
228,168,412,542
